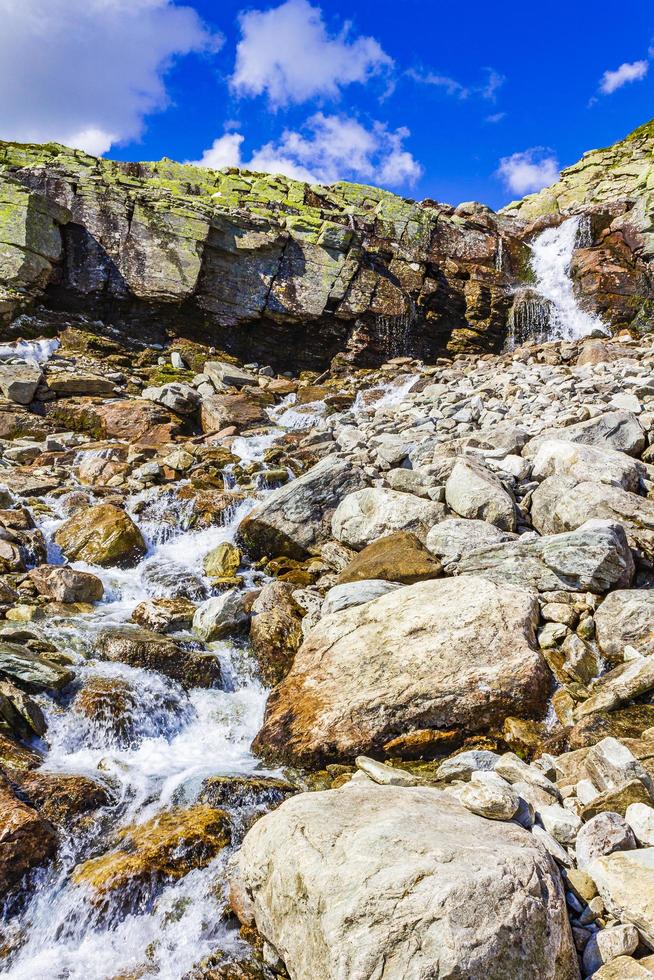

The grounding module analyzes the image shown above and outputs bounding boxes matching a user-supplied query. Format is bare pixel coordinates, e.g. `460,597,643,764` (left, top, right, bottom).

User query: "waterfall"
526,216,606,342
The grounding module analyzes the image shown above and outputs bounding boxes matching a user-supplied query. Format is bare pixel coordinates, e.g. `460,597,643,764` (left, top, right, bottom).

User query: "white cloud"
0,0,220,155
497,148,560,195
231,0,392,106
191,114,423,188
599,59,649,94
409,66,505,102
485,112,506,124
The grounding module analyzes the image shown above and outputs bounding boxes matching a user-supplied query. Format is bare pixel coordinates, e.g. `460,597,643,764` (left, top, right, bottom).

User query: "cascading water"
507,216,608,346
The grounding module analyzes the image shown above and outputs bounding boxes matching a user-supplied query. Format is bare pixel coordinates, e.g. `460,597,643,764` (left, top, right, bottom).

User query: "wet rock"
576,812,637,870
27,564,104,603
253,576,550,766
569,705,654,749
445,457,517,531
72,806,231,909
238,456,367,561
55,503,146,568
0,677,46,738
229,782,579,979
193,590,251,642
141,559,207,601
203,542,241,580
249,582,304,687
0,732,41,779
331,488,446,550
130,598,196,633
96,628,221,689
335,530,442,585
0,641,73,692
595,590,654,661
198,774,295,810
455,519,634,594
20,771,113,826
0,776,57,897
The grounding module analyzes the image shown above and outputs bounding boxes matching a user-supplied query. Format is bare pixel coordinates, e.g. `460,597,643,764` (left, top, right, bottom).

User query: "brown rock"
54,504,146,568
337,531,442,585
92,398,185,445
20,771,113,826
382,728,463,760
96,627,222,689
131,598,196,633
200,394,267,434
28,564,104,603
249,582,305,686
0,776,57,896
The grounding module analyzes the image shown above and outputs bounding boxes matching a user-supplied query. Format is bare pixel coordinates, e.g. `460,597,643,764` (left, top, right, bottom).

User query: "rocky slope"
1,118,653,368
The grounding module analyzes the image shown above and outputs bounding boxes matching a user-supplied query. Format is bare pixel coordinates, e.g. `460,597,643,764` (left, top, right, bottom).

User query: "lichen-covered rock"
336,530,442,584
249,582,305,687
229,782,579,980
54,503,146,568
253,575,549,766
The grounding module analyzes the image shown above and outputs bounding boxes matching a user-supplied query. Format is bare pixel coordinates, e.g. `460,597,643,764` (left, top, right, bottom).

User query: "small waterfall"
506,291,555,348
526,215,606,341
495,237,504,273
375,308,415,357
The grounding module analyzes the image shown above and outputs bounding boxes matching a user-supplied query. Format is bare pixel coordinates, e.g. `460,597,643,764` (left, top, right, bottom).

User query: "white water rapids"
0,371,417,979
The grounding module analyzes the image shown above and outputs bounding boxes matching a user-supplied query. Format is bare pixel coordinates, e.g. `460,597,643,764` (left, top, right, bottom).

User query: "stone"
54,504,146,568
425,518,516,563
531,439,642,492
576,812,637,870
130,597,196,633
0,776,57,896
20,771,113,826
331,488,446,550
580,780,654,820
539,803,582,845
355,755,421,786
200,393,266,433
582,924,639,976
569,705,654,749
0,364,42,405
252,576,550,766
445,457,517,531
456,520,634,594
494,752,560,800
0,641,73,692
198,774,295,810
72,806,231,908
238,456,367,561
593,958,654,979
586,737,654,797
88,398,184,444
435,750,500,782
626,802,654,846
458,771,520,820
27,564,104,603
142,381,199,415
530,824,572,867
523,411,646,459
335,530,442,585
96,627,221,689
229,782,579,980
203,541,241,579
590,848,654,947
321,579,401,616
204,360,258,389
595,590,654,661
576,658,654,718
193,590,251,642
249,582,304,687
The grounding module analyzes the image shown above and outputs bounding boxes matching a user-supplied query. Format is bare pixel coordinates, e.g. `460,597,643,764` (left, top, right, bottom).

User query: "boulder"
54,504,146,568
523,410,646,459
595,590,654,661
249,582,304,687
531,477,654,557
589,848,654,946
321,580,401,616
27,564,104,603
203,541,241,579
457,772,520,820
90,398,185,445
576,812,636,869
204,360,258,389
444,457,517,531
229,782,579,980
455,520,634,593
592,957,654,979
0,364,42,405
192,590,251,642
582,924,639,976
130,597,196,633
425,518,516,564
142,382,200,415
0,776,57,896
336,531,442,585
626,803,654,846
252,576,550,766
576,658,654,718
0,642,73,692
532,439,642,491
96,627,221,689
200,393,266,433
20,771,113,826
239,456,367,561
331,488,445,550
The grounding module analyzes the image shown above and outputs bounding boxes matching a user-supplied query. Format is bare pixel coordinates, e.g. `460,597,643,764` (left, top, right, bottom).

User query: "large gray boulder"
239,456,368,560
445,457,517,531
0,364,42,405
531,477,654,556
331,487,446,550
253,575,549,765
229,781,580,980
595,590,654,661
455,520,634,593
531,439,642,492
523,411,646,459
426,517,517,564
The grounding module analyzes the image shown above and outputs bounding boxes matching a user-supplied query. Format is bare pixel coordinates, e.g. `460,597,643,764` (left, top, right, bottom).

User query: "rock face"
229,781,579,980
253,575,549,765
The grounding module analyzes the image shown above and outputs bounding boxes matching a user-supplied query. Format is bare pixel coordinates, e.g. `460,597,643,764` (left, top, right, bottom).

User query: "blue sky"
2,0,654,208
